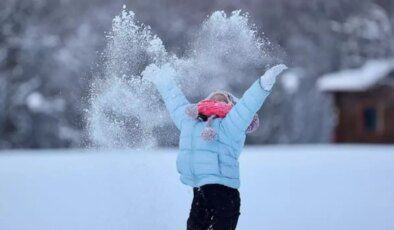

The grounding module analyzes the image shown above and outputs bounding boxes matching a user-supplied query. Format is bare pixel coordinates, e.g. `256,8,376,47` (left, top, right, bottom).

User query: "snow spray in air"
87,8,273,148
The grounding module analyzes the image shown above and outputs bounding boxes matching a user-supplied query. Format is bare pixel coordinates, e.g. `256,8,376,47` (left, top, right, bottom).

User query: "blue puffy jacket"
153,75,270,189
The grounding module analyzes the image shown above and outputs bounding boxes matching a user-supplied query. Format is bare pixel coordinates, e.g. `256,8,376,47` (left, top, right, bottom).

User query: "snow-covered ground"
0,145,393,230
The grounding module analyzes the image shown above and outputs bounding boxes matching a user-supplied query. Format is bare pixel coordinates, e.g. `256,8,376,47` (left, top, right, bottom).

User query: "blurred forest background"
0,0,393,149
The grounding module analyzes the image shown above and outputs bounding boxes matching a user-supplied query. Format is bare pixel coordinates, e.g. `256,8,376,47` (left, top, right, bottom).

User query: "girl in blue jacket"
142,63,287,230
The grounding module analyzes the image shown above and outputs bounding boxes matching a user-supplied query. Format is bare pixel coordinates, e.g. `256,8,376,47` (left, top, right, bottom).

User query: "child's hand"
142,63,176,84
259,64,288,91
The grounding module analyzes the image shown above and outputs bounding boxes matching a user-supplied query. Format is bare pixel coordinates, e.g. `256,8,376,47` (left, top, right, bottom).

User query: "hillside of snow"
0,145,393,230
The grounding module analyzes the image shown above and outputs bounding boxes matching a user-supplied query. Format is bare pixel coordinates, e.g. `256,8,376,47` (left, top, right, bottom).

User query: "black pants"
187,184,240,230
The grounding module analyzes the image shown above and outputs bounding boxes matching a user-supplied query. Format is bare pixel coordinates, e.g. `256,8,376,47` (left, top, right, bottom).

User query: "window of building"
363,107,377,132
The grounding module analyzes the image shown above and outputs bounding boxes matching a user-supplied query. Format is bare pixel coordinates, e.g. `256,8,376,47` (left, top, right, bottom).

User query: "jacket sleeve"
220,79,270,140
152,75,190,130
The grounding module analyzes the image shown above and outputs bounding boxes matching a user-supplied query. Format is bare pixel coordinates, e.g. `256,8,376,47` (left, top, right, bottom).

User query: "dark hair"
197,113,208,121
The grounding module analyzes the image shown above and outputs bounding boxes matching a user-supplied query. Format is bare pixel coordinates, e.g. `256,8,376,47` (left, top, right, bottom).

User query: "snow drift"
0,145,393,230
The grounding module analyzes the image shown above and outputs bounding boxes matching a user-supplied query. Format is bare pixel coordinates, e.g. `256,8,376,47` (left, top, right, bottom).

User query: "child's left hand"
259,64,288,91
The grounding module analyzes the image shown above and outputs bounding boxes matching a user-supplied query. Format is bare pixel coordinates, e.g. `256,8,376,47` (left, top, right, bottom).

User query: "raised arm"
142,64,190,130
220,64,287,140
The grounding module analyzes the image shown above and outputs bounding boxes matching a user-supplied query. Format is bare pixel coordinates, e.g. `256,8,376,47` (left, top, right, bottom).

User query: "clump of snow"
87,8,274,148
26,92,44,111
26,92,66,114
342,5,391,40
317,59,394,92
280,70,300,94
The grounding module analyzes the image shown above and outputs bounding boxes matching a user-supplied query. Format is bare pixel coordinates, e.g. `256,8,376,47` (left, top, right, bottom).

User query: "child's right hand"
142,63,176,84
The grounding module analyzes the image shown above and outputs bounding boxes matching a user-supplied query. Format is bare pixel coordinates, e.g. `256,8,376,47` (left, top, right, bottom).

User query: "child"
142,63,287,230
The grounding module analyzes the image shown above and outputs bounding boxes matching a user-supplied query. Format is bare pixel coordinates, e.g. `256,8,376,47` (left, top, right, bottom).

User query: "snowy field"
0,145,393,230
